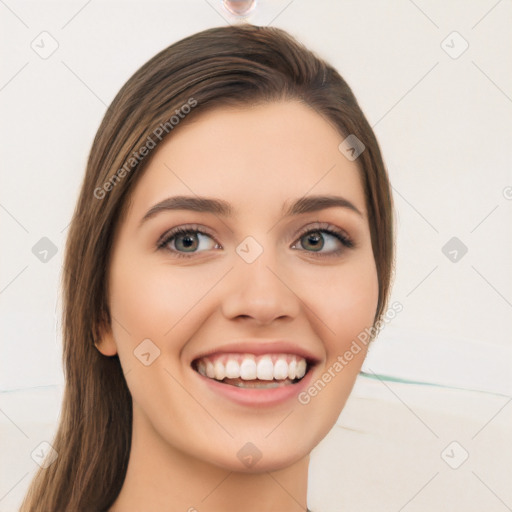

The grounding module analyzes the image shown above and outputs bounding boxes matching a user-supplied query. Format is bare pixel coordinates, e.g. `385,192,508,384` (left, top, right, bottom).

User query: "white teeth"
225,359,240,379
214,360,226,380
206,360,215,379
240,355,257,380
296,358,307,379
288,358,297,380
273,357,289,380
195,353,310,382
256,355,274,380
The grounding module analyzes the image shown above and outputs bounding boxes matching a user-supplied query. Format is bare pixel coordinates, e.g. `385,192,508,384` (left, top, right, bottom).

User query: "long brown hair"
20,24,395,511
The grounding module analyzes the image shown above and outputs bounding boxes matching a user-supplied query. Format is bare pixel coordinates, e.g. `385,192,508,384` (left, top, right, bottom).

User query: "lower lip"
194,366,315,407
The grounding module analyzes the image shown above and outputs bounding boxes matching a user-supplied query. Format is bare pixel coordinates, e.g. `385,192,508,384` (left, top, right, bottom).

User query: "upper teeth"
195,353,307,381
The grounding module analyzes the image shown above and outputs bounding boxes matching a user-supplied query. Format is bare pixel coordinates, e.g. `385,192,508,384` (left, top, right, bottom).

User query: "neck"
108,405,310,512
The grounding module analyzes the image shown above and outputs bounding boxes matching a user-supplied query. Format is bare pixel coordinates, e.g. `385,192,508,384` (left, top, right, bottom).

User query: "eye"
157,222,354,259
157,225,220,258
291,223,354,258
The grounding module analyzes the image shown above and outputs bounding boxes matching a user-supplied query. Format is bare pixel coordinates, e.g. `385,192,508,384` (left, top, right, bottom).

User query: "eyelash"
156,223,355,259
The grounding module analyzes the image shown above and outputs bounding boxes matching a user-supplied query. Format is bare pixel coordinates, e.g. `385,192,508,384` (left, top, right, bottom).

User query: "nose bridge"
220,233,299,323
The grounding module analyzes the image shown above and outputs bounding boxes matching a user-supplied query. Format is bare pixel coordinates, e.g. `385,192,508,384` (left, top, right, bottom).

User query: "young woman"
20,24,395,512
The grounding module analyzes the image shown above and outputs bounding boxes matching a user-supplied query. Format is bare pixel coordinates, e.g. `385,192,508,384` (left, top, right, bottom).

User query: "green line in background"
359,371,511,398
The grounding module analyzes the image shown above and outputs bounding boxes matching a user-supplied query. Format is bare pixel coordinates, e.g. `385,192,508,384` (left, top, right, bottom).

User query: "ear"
94,321,118,356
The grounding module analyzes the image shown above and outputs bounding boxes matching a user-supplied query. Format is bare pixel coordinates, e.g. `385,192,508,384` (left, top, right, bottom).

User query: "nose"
220,243,300,326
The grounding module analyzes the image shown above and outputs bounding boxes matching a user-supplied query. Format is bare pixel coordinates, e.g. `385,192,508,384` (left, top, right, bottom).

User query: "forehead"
127,100,367,222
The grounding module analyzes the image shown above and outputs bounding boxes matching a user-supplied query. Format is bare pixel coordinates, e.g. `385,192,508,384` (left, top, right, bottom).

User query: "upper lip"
190,340,322,365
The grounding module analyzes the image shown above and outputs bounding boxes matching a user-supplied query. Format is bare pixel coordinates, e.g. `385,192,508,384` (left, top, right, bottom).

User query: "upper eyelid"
294,222,351,239
156,224,216,247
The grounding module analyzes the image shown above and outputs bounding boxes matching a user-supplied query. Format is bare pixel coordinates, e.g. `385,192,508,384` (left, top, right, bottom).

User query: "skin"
96,100,379,512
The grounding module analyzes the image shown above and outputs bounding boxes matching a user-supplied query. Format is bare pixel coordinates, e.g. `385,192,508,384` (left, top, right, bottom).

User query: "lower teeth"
219,377,298,388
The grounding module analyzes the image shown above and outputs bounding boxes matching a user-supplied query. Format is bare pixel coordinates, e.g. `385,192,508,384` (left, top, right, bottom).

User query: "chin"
188,430,316,474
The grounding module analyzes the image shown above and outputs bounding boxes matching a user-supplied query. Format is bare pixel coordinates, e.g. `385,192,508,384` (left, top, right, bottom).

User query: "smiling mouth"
192,353,312,389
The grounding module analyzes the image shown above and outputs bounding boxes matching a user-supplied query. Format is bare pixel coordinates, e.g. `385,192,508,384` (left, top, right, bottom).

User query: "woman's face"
98,100,379,472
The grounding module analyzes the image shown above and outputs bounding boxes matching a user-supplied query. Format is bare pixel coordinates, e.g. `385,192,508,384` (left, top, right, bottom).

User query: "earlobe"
94,323,118,356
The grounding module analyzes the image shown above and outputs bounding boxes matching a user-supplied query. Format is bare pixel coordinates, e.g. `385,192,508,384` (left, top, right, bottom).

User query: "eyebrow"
139,194,363,227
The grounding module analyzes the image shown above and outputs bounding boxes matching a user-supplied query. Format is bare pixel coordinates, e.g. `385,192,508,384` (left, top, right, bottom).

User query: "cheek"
333,270,378,337
109,262,168,340
302,260,378,417
308,255,379,350
108,250,217,349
